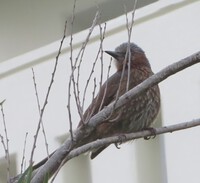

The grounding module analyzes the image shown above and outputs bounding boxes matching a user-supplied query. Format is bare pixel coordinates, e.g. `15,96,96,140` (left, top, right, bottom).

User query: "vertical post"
134,111,168,183
56,135,92,183
61,154,92,183
0,154,17,182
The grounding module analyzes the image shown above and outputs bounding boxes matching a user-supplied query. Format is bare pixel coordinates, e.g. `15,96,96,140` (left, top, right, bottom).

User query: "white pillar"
56,135,92,183
134,111,168,183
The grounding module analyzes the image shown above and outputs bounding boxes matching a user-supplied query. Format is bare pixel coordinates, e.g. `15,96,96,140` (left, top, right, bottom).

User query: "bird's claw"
114,143,121,149
144,127,156,140
114,134,127,148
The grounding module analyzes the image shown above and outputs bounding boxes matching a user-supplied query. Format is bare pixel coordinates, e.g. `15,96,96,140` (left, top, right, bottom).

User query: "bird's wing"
78,72,123,127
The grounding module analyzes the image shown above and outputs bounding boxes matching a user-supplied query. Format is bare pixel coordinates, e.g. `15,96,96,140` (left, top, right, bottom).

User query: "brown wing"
78,72,122,127
77,70,145,159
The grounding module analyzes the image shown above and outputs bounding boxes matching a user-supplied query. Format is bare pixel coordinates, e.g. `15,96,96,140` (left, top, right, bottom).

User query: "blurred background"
0,0,200,182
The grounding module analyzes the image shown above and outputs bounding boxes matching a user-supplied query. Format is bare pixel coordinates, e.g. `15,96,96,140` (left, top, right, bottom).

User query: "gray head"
115,42,144,54
105,42,150,71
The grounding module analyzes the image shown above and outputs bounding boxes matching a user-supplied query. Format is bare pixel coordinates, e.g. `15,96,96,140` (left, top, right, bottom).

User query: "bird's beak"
105,51,119,60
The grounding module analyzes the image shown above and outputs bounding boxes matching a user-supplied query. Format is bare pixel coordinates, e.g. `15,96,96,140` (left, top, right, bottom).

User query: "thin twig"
94,23,107,111
106,0,137,119
81,23,106,111
109,2,139,118
81,23,107,123
0,100,10,181
29,20,67,165
68,11,101,128
99,23,107,90
81,50,99,111
30,50,200,183
92,78,97,103
32,68,49,156
124,0,137,91
67,0,78,141
20,132,28,174
98,58,112,112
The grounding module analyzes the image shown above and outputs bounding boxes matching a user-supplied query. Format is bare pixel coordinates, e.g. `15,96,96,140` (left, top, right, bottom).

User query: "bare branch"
98,23,107,91
32,116,200,183
67,0,76,140
111,3,138,114
68,10,101,130
62,118,200,162
98,58,112,112
124,0,137,91
0,100,11,180
81,23,110,123
30,51,200,183
20,132,28,174
82,23,107,120
32,68,49,156
55,119,200,165
29,20,67,165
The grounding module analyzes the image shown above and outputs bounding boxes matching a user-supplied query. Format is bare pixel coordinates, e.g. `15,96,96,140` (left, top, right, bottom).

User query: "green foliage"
18,166,33,183
17,165,49,183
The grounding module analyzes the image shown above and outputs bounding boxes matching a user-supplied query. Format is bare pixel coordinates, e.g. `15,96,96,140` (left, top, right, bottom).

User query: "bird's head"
105,42,150,71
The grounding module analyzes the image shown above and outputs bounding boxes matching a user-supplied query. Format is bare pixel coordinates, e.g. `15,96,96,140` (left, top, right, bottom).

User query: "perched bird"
78,42,160,159
32,42,160,170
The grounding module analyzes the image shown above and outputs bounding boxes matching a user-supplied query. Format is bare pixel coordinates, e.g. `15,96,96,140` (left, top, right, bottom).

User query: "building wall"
0,0,200,182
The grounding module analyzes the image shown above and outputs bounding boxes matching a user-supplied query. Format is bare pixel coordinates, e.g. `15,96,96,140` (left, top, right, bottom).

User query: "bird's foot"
114,143,121,149
144,127,157,140
114,134,127,148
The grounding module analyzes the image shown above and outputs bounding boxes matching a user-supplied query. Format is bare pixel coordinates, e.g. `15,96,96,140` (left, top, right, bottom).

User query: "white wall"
0,0,200,182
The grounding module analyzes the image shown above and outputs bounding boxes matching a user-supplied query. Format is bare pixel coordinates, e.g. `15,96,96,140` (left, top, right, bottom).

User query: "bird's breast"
109,85,160,133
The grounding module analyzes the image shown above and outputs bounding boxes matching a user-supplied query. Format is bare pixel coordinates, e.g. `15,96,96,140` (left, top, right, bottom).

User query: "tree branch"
29,51,200,183
63,118,200,161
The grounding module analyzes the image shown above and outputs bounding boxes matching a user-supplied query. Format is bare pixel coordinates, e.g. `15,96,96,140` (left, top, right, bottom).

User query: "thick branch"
30,51,200,183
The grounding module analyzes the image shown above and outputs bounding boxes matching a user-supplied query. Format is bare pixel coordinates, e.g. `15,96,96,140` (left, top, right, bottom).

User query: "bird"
32,42,160,170
77,42,160,159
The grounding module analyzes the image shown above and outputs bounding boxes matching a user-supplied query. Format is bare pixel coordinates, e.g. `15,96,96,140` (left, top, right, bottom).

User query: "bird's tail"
90,145,109,159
